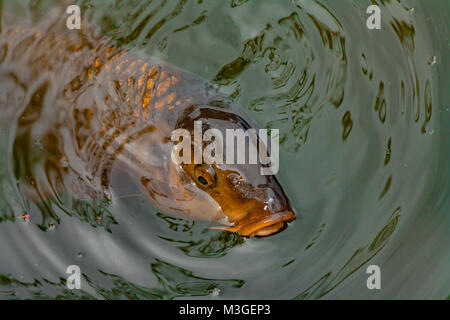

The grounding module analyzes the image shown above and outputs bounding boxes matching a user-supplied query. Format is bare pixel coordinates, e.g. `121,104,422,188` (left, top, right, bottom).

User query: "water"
0,0,449,299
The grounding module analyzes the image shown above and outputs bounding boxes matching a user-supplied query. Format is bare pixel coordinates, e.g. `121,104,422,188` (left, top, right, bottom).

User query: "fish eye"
198,176,208,185
194,164,216,188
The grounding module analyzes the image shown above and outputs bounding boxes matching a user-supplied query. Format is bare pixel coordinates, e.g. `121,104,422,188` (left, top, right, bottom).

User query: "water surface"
0,0,448,299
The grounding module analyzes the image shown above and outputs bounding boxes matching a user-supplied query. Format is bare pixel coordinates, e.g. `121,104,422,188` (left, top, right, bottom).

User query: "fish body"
1,11,295,236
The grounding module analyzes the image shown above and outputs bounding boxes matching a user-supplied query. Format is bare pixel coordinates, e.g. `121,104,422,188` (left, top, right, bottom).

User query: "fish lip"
253,221,288,237
211,210,296,237
244,210,296,237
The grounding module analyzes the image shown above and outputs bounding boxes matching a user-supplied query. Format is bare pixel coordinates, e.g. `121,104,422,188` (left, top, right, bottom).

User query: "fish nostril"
257,183,271,188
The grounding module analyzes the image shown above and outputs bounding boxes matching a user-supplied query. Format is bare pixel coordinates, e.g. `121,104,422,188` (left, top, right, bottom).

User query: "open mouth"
211,210,296,237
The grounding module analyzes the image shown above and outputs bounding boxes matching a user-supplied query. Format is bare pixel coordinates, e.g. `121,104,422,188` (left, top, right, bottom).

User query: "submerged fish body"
1,12,295,236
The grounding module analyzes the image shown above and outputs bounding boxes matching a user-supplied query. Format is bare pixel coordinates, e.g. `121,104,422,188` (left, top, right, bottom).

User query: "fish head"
173,104,296,237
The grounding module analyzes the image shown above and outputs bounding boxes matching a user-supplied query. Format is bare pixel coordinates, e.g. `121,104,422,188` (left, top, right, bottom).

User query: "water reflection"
155,212,245,258
1,257,244,299
0,274,95,299
213,3,347,151
295,207,400,299
85,259,245,300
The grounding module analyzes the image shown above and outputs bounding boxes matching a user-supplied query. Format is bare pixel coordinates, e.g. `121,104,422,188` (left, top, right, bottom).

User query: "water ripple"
0,0,447,299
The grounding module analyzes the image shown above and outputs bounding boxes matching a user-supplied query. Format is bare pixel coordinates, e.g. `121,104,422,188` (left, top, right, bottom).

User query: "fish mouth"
211,210,296,237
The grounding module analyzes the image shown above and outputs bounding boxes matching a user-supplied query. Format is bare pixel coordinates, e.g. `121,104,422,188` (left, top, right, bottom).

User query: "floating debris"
21,213,31,222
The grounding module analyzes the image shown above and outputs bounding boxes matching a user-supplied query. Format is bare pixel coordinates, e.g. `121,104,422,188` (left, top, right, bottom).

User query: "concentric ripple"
0,0,448,299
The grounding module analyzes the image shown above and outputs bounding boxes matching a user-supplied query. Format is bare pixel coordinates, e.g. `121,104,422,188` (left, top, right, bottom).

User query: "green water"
0,0,448,299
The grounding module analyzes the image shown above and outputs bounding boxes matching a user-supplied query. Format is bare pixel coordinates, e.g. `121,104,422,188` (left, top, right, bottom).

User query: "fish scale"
2,14,207,193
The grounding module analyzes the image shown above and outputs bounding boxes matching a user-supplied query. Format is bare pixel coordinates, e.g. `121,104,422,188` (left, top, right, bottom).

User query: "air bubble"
60,158,69,168
428,56,437,66
33,139,44,150
211,287,221,297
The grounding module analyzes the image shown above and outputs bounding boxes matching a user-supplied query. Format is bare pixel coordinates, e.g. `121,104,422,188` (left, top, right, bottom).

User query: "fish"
0,9,295,237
